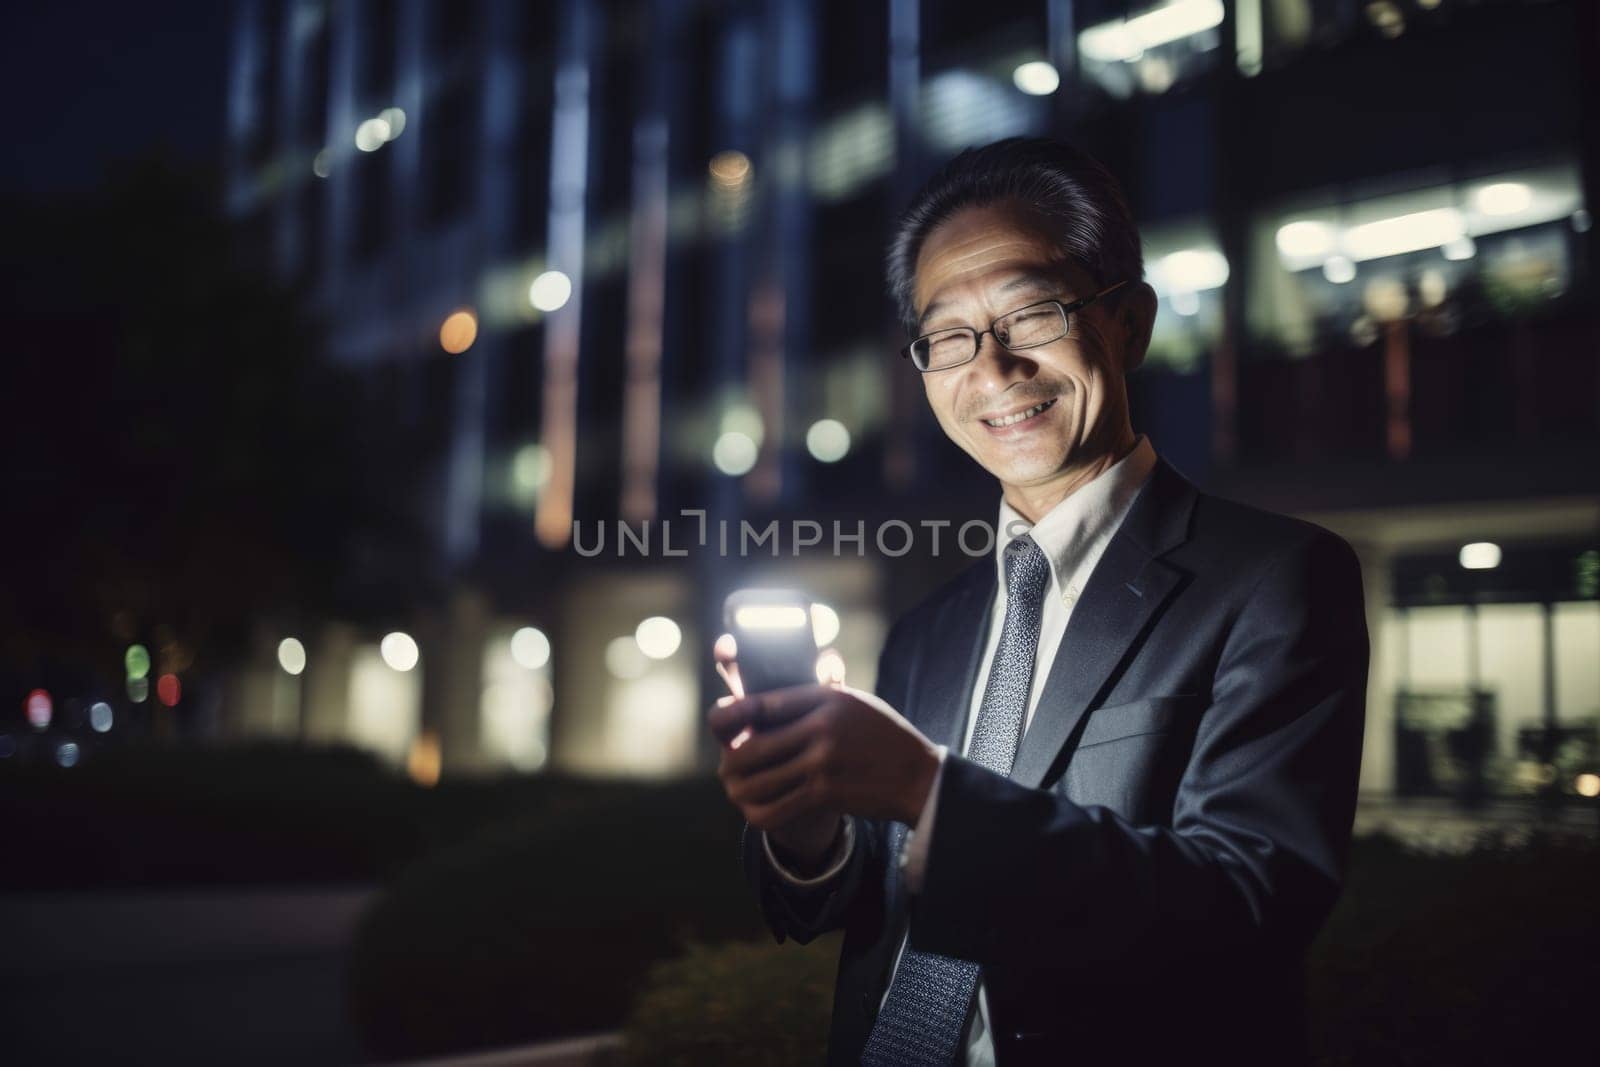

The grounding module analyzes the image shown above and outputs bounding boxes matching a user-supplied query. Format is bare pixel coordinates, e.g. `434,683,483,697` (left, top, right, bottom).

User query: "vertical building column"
418,589,492,776
303,622,357,746
747,0,816,506
619,0,681,524
1352,540,1395,797
323,0,360,302
534,0,596,549
884,0,922,490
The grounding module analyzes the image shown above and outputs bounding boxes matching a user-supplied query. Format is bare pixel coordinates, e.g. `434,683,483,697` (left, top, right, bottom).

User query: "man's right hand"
710,633,845,871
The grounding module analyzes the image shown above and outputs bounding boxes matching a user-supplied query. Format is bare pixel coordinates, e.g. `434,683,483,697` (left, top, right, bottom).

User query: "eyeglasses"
901,279,1131,373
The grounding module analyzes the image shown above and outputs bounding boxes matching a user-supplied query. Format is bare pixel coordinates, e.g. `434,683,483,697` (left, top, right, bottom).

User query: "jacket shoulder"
1184,488,1362,581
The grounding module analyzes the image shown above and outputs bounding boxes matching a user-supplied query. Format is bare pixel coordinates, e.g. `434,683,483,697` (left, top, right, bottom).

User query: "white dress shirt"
764,434,1160,1065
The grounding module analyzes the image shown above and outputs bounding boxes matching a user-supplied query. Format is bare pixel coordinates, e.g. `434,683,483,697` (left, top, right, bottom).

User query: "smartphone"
723,587,819,697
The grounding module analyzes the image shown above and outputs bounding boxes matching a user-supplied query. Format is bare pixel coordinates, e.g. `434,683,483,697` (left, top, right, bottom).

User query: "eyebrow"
916,270,1065,333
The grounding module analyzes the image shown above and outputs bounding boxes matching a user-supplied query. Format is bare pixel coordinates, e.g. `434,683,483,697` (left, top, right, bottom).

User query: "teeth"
984,399,1053,427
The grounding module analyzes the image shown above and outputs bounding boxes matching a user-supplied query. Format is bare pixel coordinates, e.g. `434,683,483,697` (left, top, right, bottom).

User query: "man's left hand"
710,681,942,829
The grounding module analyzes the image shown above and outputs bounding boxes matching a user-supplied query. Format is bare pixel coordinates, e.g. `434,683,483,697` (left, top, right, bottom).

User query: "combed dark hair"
886,137,1144,336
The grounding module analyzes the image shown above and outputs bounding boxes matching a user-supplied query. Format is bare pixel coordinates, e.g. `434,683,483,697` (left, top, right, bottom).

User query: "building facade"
223,0,1600,800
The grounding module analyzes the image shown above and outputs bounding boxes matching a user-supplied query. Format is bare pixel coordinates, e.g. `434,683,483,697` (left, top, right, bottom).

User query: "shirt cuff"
899,744,948,894
763,816,856,887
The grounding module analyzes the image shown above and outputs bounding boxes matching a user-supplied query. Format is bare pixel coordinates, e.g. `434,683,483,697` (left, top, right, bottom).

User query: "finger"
713,633,744,698
816,647,846,686
723,709,818,776
746,779,825,832
729,742,816,805
708,695,757,742
715,658,744,700
743,683,833,730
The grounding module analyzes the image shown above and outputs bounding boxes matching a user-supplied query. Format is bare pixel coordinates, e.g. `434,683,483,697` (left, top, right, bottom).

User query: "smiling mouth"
980,397,1058,428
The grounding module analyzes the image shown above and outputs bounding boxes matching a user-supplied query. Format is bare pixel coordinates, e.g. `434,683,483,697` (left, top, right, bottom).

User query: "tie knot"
1003,534,1050,601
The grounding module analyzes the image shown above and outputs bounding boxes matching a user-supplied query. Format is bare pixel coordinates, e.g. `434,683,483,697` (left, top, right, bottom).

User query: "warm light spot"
277,637,307,676
510,627,551,671
439,309,478,354
635,617,682,660
1012,61,1060,95
407,731,442,787
709,150,752,188
806,419,851,463
1577,773,1600,798
381,632,421,672
1459,542,1501,570
528,270,573,312
1441,236,1476,261
157,674,181,707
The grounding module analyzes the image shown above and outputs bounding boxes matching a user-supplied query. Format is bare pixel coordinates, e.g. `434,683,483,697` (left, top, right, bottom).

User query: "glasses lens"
996,303,1067,349
914,329,976,371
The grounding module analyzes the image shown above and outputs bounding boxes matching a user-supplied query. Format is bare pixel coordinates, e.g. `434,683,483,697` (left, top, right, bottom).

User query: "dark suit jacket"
740,457,1370,1065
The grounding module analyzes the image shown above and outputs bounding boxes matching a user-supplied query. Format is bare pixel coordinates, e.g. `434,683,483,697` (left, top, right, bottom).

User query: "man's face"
911,201,1144,501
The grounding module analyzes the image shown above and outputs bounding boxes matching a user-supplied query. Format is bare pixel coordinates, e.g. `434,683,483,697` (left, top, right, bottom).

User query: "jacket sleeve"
906,529,1370,969
739,614,917,945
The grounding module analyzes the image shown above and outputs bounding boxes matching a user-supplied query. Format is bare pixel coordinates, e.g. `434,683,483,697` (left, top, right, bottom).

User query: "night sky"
1,3,230,195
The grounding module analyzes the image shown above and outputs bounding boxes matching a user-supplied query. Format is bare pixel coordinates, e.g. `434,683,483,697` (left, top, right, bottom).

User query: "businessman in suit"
708,138,1369,1065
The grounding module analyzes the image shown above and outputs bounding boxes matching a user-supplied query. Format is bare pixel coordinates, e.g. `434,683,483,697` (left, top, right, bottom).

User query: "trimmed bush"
617,936,838,1066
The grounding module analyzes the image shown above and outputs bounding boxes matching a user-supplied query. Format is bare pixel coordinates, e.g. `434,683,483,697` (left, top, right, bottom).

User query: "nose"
969,330,1036,382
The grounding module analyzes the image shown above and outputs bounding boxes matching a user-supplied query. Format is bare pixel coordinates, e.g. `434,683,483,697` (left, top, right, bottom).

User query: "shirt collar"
994,434,1159,599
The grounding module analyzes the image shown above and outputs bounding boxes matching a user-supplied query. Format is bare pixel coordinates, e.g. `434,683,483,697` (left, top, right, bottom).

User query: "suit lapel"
913,562,997,753
1008,458,1197,789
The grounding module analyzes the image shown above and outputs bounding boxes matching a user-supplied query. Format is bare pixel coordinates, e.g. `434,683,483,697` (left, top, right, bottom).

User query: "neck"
1001,426,1139,524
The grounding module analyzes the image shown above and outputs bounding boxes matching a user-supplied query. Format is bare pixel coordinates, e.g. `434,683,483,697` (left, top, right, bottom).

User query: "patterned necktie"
861,535,1052,1066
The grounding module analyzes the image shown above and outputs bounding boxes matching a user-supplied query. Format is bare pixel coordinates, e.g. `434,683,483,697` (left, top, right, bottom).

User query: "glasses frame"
901,278,1132,373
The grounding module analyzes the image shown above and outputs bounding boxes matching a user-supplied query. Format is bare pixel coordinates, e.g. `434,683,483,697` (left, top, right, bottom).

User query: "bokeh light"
510,626,551,670
26,689,52,730
605,635,650,680
1459,542,1502,570
56,741,81,768
89,702,114,733
1012,61,1060,95
381,632,421,672
125,644,151,681
712,431,758,475
528,270,573,312
157,674,181,707
277,637,307,676
355,116,391,152
811,602,841,647
805,419,851,463
127,677,149,703
708,150,751,188
377,106,406,139
635,616,682,660
439,309,478,354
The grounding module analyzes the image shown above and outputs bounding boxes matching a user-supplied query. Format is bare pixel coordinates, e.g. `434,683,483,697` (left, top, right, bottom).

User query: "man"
709,138,1369,1066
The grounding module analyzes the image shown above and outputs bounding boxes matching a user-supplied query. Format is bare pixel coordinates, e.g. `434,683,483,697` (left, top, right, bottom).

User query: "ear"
1116,281,1158,374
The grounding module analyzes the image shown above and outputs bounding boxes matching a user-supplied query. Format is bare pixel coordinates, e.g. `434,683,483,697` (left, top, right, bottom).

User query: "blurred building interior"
200,0,1598,802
